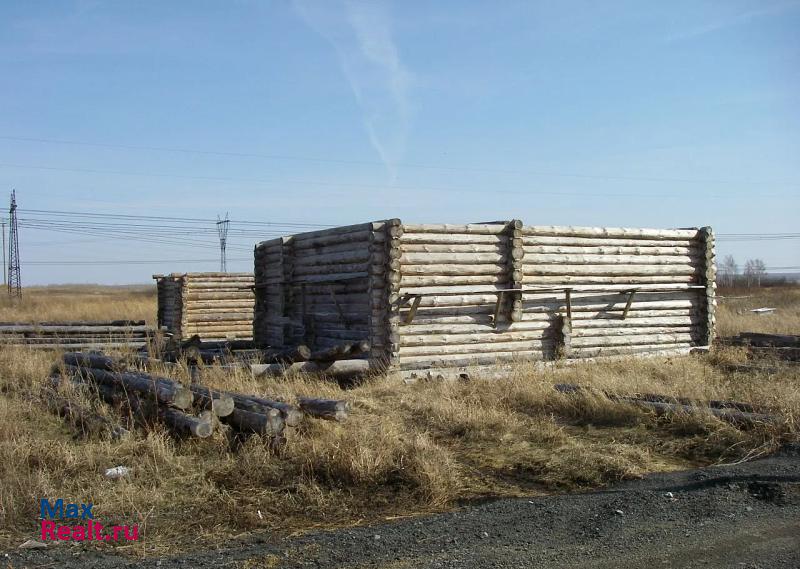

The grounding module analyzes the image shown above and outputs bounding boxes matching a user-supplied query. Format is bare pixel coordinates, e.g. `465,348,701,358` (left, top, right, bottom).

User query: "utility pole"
7,190,21,297
216,213,229,273
2,219,6,287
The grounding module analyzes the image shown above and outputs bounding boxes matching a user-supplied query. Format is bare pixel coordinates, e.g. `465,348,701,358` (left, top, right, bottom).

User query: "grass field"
0,284,797,554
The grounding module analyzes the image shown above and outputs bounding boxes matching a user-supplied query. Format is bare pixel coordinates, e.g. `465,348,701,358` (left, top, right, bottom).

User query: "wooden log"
522,226,699,240
0,325,152,334
161,407,214,438
297,397,349,422
402,223,507,235
62,352,123,371
42,387,130,440
524,253,699,266
400,252,508,265
251,359,370,378
398,339,552,357
397,351,537,370
399,275,510,287
184,313,253,323
225,393,304,427
522,275,697,285
401,243,504,253
526,265,698,276
187,385,235,417
222,407,285,435
401,233,508,245
61,365,193,410
523,245,700,256
400,264,507,276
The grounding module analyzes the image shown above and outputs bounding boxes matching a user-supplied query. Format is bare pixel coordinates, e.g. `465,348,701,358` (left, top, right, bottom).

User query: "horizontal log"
184,313,253,323
297,398,349,422
160,407,214,438
523,245,700,256
222,407,284,435
400,317,699,336
0,325,152,334
3,341,149,349
61,365,194,410
401,243,504,253
522,226,699,240
251,359,370,378
570,333,694,347
399,275,510,287
397,351,538,370
399,252,509,265
521,275,697,284
187,385,235,417
401,233,508,245
402,223,508,235
398,339,552,357
525,265,698,276
566,343,699,358
400,264,508,276
524,253,699,266
522,236,694,248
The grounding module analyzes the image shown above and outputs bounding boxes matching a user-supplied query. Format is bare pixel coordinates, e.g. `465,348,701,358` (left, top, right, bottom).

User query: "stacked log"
52,352,349,443
251,220,715,377
253,222,382,360
0,320,154,350
154,272,254,342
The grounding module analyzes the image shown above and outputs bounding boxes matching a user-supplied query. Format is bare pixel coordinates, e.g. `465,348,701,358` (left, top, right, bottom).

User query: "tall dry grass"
0,285,155,323
0,285,797,553
716,286,800,336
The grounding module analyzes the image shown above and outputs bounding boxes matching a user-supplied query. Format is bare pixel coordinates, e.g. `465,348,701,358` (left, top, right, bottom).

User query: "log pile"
253,220,715,377
553,383,778,427
154,272,255,341
718,332,800,362
49,352,350,444
0,320,155,350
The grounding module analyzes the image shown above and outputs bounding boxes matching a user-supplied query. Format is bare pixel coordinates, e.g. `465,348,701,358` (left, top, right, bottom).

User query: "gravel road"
6,445,799,568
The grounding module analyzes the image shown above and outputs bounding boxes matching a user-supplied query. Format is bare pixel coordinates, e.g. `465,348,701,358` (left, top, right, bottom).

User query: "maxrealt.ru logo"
40,499,139,542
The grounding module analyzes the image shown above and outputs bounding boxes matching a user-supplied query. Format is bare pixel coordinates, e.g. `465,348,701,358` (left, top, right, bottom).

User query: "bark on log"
251,359,370,379
297,397,349,421
187,385,235,417
61,364,194,410
225,393,304,427
222,407,285,435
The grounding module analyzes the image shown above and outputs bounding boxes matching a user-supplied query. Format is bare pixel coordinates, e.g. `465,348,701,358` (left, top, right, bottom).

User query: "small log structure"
0,320,154,350
253,221,716,378
154,272,254,341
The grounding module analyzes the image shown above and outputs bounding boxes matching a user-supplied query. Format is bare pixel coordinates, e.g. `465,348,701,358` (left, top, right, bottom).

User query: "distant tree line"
718,255,775,288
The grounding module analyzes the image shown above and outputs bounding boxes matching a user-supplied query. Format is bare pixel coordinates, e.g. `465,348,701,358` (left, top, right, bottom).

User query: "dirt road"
6,446,799,568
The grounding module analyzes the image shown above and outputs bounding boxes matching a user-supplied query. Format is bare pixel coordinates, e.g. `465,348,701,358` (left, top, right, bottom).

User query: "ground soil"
5,445,799,569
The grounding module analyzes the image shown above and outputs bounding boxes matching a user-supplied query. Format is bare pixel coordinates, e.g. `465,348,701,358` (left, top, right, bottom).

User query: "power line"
216,213,230,272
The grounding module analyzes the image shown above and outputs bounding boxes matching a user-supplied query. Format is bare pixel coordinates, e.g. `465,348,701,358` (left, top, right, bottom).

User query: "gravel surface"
5,445,800,568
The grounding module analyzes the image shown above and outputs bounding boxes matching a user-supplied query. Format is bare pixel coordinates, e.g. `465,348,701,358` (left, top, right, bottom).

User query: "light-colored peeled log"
401,243,504,253
399,252,509,265
400,330,553,347
522,275,697,285
526,264,698,276
567,343,695,358
398,339,553,357
397,351,538,370
523,236,694,248
401,264,508,276
399,275,510,287
401,233,508,245
251,359,370,378
522,226,699,240
402,223,508,235
569,333,694,348
523,245,700,256
524,253,699,266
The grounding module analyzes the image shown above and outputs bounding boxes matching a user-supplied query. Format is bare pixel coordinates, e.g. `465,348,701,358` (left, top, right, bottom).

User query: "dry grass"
0,285,797,554
0,285,155,323
717,286,800,336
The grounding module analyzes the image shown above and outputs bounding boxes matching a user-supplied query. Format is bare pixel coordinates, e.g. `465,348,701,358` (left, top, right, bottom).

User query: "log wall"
251,221,715,376
253,222,388,362
154,272,254,341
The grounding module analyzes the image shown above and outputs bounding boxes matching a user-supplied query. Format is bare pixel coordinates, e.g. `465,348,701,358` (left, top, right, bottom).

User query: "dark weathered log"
160,407,214,438
310,343,352,362
552,384,777,427
42,387,130,440
261,345,312,364
188,385,235,417
297,397,349,422
736,333,800,348
62,365,193,410
63,352,123,371
222,407,285,435
226,392,304,427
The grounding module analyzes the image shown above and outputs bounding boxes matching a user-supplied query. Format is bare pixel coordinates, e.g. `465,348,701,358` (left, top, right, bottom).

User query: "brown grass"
0,285,797,554
0,285,155,323
716,286,800,336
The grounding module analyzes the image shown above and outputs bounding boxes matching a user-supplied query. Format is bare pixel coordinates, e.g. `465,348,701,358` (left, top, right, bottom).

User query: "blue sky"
0,0,798,284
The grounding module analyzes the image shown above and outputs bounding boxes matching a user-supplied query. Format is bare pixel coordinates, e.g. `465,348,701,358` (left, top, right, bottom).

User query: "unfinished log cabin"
253,221,715,378
154,272,254,341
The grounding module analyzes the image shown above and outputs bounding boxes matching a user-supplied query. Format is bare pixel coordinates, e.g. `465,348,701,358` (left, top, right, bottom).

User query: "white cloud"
293,0,412,179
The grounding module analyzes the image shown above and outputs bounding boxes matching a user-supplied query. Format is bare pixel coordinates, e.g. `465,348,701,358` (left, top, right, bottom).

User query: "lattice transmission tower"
216,213,230,273
7,190,21,297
